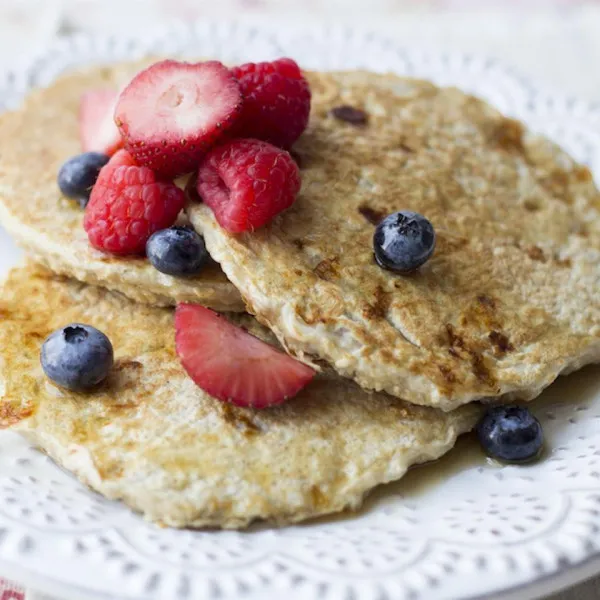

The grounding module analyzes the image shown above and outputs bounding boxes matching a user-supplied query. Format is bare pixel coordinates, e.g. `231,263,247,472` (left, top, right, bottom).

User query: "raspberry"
231,58,311,149
196,139,301,234
84,150,185,255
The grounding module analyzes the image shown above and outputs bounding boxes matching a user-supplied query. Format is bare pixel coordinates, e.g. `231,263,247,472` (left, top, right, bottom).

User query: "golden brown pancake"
0,263,479,528
188,70,600,411
0,61,244,310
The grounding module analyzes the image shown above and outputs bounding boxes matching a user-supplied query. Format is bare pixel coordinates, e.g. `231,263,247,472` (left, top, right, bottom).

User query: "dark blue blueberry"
41,324,114,391
146,226,209,277
477,405,543,463
57,152,109,208
373,211,436,273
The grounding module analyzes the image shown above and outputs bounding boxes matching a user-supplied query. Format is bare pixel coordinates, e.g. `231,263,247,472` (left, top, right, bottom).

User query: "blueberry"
373,211,436,273
146,226,209,277
477,405,543,463
41,324,114,391
57,152,109,208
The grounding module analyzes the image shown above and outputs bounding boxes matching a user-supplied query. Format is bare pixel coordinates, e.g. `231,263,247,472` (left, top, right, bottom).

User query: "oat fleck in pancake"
188,70,600,411
0,62,243,310
0,263,478,528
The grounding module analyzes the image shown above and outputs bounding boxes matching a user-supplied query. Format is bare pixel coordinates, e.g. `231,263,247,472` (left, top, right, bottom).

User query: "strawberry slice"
175,304,315,408
115,60,243,179
79,90,123,156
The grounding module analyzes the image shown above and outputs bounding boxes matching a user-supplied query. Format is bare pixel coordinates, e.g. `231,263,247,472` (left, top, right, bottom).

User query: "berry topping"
373,211,436,273
231,58,311,148
196,139,301,234
57,152,109,208
146,226,209,277
79,89,123,156
175,304,315,408
330,105,368,125
84,149,185,255
41,324,114,391
477,405,543,463
115,60,243,179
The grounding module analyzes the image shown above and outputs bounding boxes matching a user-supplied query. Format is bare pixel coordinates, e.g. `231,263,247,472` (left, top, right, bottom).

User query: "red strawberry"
231,58,311,148
196,139,301,233
84,149,185,255
79,90,123,156
115,60,243,179
175,304,315,408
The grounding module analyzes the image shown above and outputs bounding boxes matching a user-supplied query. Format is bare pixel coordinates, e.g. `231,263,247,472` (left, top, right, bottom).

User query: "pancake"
187,70,600,411
0,62,244,310
0,263,479,528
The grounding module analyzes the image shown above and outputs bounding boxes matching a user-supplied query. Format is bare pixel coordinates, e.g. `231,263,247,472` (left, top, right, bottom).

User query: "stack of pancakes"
0,61,598,528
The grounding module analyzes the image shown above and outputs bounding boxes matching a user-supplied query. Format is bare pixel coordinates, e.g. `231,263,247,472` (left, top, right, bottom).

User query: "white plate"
1,21,600,600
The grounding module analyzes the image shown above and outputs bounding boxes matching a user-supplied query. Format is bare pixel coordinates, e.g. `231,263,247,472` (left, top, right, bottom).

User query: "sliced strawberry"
175,304,315,408
79,90,123,156
115,60,243,179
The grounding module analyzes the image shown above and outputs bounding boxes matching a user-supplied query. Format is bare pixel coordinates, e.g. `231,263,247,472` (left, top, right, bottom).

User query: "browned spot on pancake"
574,165,593,183
314,257,340,280
527,246,546,262
26,330,45,340
358,204,385,225
294,269,304,277
523,198,541,212
0,402,34,428
380,348,394,363
539,169,572,204
438,365,456,384
446,324,497,387
555,256,572,268
477,294,496,310
310,485,328,509
114,359,143,372
37,269,68,283
489,331,514,355
330,105,368,125
292,239,305,250
97,462,125,480
492,118,524,153
446,324,466,350
363,286,392,319
220,404,262,436
398,132,420,153
470,352,496,387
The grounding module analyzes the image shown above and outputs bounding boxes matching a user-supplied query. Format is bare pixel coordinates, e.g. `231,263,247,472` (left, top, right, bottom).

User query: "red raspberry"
84,150,185,255
230,58,311,149
196,139,301,234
